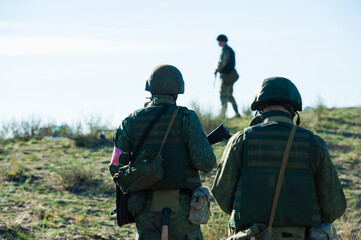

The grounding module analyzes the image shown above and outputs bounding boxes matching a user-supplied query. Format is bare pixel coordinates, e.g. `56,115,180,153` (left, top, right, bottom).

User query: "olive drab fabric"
135,192,203,240
145,64,185,95
130,104,201,191
216,43,240,117
234,121,321,229
211,110,346,232
217,45,236,75
251,77,302,111
112,95,216,239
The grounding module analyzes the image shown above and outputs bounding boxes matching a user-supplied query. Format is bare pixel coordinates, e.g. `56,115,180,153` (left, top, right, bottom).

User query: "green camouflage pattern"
216,47,230,73
112,96,216,238
135,192,203,239
145,64,185,95
251,77,302,111
234,116,321,228
211,110,346,230
220,81,239,117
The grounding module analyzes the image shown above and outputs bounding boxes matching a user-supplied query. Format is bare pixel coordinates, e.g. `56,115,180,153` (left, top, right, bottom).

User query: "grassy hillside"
0,107,360,239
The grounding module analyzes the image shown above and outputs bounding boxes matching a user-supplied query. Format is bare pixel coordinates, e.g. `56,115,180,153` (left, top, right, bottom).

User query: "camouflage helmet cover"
251,77,302,111
145,64,185,95
216,34,228,42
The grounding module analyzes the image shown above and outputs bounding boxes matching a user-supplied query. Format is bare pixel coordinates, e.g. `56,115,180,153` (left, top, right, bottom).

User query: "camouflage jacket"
216,45,235,74
211,110,346,227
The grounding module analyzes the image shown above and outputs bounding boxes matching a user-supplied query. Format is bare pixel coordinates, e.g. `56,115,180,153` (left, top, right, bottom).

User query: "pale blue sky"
1,0,361,127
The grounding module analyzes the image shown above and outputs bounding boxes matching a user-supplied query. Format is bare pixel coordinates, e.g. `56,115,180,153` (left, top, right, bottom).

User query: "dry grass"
0,107,360,239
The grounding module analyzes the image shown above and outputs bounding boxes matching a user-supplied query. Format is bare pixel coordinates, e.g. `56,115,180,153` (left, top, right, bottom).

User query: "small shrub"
3,155,26,180
313,95,327,118
57,160,98,192
190,101,223,135
242,105,252,116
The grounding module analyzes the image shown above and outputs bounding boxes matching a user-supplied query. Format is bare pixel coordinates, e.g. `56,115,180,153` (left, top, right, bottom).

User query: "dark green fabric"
220,45,235,74
211,110,346,230
251,77,302,111
145,64,184,94
112,97,216,189
130,104,201,190
111,98,216,238
234,121,321,229
135,192,203,240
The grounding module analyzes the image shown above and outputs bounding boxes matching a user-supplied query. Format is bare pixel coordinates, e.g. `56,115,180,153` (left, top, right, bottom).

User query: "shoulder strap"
268,124,297,233
158,107,180,153
130,105,171,164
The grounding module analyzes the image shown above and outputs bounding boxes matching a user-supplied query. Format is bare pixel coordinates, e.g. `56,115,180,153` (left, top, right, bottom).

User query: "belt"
180,188,193,196
146,188,193,196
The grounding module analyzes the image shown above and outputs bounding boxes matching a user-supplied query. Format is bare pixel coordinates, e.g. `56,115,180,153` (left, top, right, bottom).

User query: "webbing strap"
268,124,297,234
159,107,179,153
130,105,171,165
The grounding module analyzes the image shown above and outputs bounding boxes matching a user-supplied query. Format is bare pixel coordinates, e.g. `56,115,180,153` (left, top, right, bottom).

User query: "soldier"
211,77,346,239
215,34,241,119
109,64,216,239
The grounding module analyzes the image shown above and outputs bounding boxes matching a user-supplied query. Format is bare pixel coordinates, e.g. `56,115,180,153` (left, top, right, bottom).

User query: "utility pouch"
113,107,179,194
127,191,146,214
308,224,337,240
114,149,164,194
188,187,212,224
222,69,239,86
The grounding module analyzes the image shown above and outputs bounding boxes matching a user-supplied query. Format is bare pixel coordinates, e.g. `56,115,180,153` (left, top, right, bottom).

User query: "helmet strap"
295,112,301,126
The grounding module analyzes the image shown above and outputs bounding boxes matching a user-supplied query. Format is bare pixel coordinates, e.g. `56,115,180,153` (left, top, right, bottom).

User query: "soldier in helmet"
215,34,241,118
212,77,346,239
109,64,216,239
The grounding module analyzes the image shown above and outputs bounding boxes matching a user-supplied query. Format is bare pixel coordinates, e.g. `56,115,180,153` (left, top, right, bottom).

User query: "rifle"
206,123,232,145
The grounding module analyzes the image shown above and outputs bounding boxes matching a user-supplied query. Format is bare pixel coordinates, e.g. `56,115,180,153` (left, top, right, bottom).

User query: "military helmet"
145,64,185,95
251,77,302,111
216,34,228,42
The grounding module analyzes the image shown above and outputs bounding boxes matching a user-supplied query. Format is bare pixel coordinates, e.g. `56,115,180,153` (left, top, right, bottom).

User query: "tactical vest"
221,45,235,74
231,121,321,229
131,104,201,191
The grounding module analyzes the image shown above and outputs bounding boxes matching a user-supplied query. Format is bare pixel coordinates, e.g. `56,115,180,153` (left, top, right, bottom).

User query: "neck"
262,106,291,115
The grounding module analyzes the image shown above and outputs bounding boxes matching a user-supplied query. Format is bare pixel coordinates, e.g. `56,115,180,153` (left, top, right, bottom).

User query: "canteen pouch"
113,149,164,194
114,185,135,227
188,187,212,224
309,223,337,240
222,69,239,86
127,191,146,214
227,223,272,240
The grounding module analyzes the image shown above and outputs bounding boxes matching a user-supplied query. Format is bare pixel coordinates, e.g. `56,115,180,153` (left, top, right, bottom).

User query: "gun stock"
206,124,232,145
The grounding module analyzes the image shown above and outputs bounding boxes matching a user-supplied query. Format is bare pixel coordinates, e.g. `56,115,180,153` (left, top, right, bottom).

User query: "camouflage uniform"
212,77,346,240
111,95,216,240
216,44,240,118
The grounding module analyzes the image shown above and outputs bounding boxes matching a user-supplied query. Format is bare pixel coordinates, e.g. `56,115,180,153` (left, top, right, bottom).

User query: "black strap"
130,105,171,164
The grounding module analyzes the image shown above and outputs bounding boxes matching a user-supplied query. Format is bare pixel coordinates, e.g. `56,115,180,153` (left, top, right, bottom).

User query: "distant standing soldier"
214,34,241,118
212,77,346,239
109,64,216,239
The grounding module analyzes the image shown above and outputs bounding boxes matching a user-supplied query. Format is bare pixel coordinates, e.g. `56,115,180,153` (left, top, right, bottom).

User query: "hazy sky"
1,0,361,127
